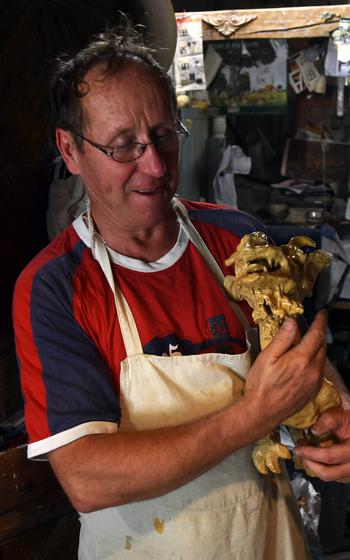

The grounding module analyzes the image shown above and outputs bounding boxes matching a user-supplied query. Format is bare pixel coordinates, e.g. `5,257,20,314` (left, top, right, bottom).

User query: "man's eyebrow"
102,127,134,145
103,121,175,145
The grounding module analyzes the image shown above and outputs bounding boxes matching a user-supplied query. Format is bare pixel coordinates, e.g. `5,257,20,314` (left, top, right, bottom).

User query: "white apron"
78,199,310,560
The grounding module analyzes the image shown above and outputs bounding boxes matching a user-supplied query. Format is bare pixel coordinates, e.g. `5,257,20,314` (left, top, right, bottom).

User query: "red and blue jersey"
13,199,265,458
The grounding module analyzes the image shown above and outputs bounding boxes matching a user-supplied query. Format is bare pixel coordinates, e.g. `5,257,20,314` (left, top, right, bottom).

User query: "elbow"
61,477,127,513
69,490,93,514
49,447,109,513
48,447,128,513
63,479,103,513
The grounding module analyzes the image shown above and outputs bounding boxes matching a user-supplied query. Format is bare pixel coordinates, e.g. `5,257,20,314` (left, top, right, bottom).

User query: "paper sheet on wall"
207,39,287,110
326,19,350,77
172,15,207,93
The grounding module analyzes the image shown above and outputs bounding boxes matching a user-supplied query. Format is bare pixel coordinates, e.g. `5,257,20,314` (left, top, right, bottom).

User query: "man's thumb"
265,318,298,357
312,408,350,440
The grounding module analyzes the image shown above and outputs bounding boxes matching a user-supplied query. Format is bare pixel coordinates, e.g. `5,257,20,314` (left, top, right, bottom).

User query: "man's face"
59,61,179,233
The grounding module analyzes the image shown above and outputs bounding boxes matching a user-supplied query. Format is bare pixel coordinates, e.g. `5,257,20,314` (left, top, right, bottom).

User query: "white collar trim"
73,214,189,272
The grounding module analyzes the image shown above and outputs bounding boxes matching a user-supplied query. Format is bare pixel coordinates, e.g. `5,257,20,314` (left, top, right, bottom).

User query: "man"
13,23,350,560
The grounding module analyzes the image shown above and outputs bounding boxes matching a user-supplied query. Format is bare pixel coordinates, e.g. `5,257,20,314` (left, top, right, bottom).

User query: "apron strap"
172,198,251,332
87,203,143,356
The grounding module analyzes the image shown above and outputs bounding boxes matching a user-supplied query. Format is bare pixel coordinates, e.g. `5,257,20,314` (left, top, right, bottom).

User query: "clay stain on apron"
154,517,165,533
124,536,133,550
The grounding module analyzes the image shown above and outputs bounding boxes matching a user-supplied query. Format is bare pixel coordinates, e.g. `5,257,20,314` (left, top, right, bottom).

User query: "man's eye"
156,128,174,138
115,142,135,152
154,131,173,143
110,135,134,147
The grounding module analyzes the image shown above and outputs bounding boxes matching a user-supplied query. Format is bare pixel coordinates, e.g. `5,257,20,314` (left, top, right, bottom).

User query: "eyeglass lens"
111,132,184,162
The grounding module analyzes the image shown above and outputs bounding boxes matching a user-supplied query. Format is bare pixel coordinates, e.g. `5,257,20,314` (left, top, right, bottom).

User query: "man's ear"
56,129,82,175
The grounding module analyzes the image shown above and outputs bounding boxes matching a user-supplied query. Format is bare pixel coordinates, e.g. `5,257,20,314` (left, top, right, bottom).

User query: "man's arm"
49,312,326,512
49,399,264,513
295,356,350,482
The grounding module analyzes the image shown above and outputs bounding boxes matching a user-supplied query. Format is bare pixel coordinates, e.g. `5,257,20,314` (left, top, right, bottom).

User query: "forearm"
49,313,327,512
49,396,267,513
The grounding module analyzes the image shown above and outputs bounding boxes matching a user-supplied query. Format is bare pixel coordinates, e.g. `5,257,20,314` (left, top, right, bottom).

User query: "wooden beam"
176,5,350,40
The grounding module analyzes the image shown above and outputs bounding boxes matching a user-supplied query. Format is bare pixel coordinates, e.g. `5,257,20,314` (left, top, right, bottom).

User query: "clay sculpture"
224,232,341,474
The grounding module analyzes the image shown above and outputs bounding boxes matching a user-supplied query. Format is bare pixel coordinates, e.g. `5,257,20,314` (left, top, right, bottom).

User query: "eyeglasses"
68,119,189,163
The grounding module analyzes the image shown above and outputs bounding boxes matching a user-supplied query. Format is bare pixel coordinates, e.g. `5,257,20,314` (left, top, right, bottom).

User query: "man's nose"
137,143,166,176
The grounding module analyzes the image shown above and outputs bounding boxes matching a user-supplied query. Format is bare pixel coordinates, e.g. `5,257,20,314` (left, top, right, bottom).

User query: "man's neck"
93,212,180,263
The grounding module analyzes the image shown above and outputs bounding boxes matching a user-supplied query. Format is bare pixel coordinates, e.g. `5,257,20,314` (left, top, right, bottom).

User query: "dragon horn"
288,236,316,249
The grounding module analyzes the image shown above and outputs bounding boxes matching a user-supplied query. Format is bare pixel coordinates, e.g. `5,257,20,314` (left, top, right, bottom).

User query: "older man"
13,21,350,560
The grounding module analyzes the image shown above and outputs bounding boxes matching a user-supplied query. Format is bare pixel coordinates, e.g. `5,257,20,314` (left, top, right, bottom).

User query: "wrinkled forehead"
79,59,174,113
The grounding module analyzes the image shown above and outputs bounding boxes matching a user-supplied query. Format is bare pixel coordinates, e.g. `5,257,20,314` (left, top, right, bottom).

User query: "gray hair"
49,17,177,145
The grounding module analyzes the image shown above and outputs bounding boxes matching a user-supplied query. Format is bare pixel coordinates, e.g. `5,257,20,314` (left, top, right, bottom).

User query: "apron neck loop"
86,202,143,356
88,196,250,356
172,198,251,332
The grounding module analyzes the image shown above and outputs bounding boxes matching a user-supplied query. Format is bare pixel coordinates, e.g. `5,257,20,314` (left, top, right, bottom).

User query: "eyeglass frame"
66,118,190,163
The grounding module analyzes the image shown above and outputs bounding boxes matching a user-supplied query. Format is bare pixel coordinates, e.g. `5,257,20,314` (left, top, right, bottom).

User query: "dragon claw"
252,435,291,475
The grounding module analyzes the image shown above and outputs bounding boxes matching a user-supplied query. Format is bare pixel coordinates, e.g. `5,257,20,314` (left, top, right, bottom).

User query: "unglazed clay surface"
224,232,341,474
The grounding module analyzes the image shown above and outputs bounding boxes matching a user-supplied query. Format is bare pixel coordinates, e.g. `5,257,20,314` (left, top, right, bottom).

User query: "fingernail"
282,318,295,331
319,309,328,320
311,427,320,435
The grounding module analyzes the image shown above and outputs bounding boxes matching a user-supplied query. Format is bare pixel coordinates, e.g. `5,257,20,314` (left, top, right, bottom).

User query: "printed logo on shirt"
162,343,183,357
144,315,245,356
206,315,230,338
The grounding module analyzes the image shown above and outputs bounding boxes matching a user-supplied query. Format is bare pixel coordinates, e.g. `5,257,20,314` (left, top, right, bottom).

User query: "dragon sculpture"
224,232,341,474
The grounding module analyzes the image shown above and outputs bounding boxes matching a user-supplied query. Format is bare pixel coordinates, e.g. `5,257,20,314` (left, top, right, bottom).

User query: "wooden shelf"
178,5,350,40
0,445,79,558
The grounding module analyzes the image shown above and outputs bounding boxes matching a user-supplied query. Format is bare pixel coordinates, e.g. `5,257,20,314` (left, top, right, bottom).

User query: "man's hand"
294,408,350,482
244,311,327,437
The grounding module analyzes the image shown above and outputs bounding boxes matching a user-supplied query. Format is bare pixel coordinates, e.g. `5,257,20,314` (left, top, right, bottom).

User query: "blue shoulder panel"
31,240,120,434
187,206,269,238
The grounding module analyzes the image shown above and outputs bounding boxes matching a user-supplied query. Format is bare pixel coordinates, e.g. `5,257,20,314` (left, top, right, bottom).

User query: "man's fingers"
300,457,350,483
264,318,298,358
297,310,327,354
294,411,350,487
312,409,350,440
311,409,342,436
295,440,350,465
265,310,326,361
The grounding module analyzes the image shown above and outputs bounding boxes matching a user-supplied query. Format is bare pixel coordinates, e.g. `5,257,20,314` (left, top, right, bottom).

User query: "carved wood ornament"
202,14,257,37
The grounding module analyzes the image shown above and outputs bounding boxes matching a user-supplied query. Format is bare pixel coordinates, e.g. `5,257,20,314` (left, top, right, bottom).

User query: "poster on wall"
206,39,288,112
336,19,350,77
171,14,207,94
